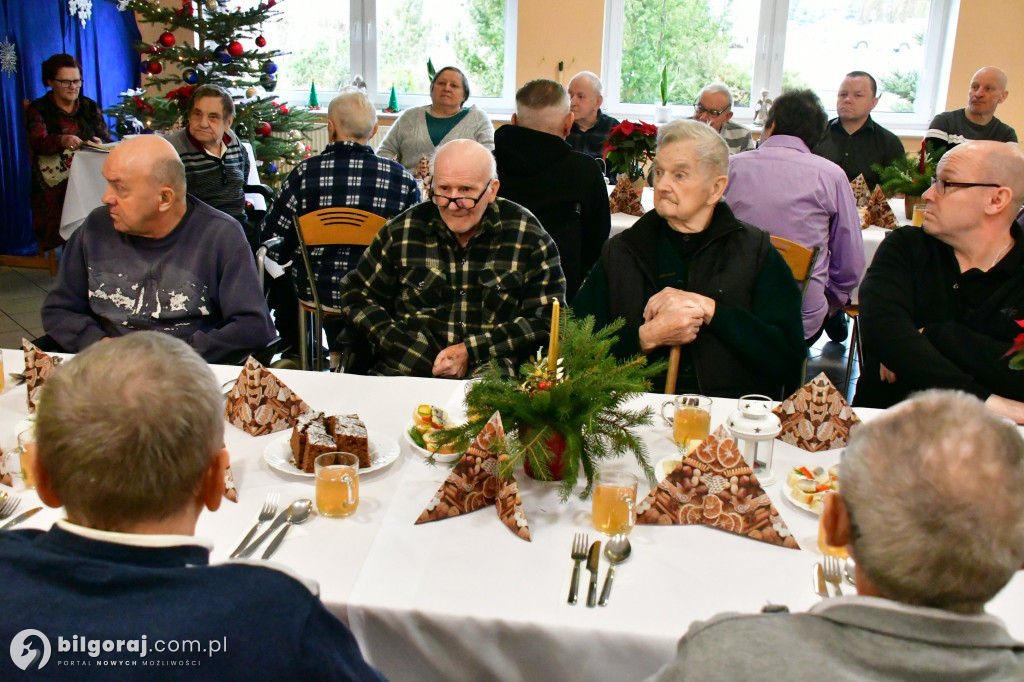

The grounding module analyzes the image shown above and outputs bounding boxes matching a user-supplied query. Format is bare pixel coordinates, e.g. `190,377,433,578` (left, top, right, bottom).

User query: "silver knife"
261,525,292,560
0,507,42,530
585,541,601,607
236,510,289,559
814,562,830,599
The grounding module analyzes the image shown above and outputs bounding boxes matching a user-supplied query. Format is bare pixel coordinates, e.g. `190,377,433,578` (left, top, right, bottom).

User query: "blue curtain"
0,0,140,255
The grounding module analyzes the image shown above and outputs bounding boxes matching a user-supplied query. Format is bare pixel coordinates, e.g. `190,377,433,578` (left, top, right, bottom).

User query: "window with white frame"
244,0,518,109
602,0,956,129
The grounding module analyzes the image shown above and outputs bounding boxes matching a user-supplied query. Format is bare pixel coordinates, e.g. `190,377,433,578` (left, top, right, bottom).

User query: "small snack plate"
654,456,683,484
263,431,400,478
783,486,822,516
403,422,462,464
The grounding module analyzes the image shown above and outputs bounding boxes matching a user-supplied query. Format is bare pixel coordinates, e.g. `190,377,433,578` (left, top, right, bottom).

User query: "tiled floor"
807,322,860,403
0,266,55,349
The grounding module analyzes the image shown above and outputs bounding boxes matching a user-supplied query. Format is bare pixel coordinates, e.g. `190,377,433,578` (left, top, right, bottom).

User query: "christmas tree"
105,0,322,184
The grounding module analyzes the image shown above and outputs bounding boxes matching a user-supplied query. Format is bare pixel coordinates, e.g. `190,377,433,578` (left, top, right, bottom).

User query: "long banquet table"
2,348,1023,681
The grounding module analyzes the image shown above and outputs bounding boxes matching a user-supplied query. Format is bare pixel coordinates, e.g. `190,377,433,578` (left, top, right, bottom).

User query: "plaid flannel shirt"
340,198,566,377
263,141,420,307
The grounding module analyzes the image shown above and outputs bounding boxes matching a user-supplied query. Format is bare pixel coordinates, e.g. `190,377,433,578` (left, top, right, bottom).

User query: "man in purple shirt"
724,90,864,343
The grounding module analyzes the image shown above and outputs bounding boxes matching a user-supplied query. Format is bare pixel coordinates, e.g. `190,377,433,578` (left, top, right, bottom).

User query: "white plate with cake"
264,411,400,477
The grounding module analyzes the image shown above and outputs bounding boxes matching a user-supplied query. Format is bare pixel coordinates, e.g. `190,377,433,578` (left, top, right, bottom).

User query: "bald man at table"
647,390,1024,681
40,135,275,363
0,333,385,679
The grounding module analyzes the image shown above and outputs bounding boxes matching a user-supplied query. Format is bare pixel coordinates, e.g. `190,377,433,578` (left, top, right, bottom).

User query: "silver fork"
229,493,279,559
567,532,589,605
822,554,844,597
0,496,22,521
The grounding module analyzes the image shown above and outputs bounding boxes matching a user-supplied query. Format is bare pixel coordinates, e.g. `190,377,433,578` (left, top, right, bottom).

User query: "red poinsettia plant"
1005,320,1024,370
602,120,658,182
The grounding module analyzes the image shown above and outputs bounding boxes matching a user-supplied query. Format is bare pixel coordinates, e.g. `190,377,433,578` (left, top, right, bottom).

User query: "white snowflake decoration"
116,0,131,10
68,0,92,28
0,37,16,78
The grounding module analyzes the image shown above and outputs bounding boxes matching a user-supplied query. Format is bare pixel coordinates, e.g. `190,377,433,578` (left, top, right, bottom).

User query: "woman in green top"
377,66,495,170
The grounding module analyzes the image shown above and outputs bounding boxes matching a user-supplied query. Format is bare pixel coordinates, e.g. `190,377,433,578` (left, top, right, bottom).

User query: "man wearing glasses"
855,141,1024,424
692,83,755,156
340,139,565,378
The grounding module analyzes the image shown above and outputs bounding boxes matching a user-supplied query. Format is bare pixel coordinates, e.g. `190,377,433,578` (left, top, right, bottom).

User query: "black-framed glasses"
694,101,729,118
53,79,83,88
431,180,492,209
931,177,1001,195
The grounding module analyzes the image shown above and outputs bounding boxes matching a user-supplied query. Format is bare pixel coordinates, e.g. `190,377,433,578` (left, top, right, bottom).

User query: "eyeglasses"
694,101,729,118
53,79,83,88
931,177,1001,195
431,180,492,210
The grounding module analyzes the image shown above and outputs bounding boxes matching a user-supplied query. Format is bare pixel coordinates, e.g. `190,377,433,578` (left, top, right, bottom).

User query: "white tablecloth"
2,349,1022,681
59,141,266,241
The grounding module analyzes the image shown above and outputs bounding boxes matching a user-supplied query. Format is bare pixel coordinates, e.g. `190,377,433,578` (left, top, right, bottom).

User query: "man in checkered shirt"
340,139,566,378
263,89,420,357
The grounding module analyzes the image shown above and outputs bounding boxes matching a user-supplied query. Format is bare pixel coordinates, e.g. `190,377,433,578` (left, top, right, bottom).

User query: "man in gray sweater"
647,390,1024,681
41,136,275,363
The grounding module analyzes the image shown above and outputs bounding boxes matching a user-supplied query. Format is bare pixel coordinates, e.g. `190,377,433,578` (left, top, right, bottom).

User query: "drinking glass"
661,394,712,454
315,452,359,518
816,494,849,559
591,470,637,536
14,428,35,490
912,203,926,227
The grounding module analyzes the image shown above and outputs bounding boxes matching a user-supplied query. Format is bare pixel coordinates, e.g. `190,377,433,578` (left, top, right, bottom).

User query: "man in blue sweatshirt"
0,332,386,680
41,135,275,363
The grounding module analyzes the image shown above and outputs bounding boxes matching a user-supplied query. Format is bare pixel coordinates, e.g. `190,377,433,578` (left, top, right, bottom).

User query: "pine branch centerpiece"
431,307,666,501
872,144,941,198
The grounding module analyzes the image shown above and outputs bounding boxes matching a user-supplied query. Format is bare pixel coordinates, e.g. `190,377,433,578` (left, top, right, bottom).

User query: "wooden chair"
842,304,863,394
769,235,819,298
293,207,387,371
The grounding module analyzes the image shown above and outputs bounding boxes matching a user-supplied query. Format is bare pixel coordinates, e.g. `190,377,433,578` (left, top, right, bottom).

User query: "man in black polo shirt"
813,71,904,190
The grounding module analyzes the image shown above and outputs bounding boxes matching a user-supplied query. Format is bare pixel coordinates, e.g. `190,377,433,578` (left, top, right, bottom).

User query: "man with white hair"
494,78,610,301
263,88,420,360
927,66,1017,157
566,71,620,172
692,82,755,155
341,139,565,378
647,389,1024,681
856,140,1024,424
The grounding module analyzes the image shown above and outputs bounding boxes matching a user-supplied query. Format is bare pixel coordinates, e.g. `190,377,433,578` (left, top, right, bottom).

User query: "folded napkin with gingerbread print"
861,185,898,230
773,372,861,452
849,174,871,208
225,357,310,436
609,175,645,217
636,426,797,548
23,339,63,414
416,411,531,541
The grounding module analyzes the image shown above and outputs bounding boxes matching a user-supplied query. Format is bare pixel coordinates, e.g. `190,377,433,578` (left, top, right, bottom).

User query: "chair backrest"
295,207,387,248
769,235,819,297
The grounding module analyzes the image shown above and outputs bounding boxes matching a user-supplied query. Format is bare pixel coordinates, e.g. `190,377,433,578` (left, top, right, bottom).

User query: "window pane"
784,0,932,113
377,0,507,98
619,0,759,107
247,0,351,91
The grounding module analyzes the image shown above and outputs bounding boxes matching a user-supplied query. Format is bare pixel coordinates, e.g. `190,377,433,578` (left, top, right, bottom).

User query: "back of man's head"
328,87,378,142
514,79,572,137
765,89,827,149
35,332,225,531
841,390,1024,614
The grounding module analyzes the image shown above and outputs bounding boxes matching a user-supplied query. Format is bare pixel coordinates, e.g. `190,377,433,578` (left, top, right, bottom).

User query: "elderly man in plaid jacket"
263,89,420,360
340,139,566,378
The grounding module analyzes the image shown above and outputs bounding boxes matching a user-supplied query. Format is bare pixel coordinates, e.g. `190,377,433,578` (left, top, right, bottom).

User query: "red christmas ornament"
149,44,160,53
267,0,276,6
279,106,289,114
256,121,272,136
158,31,176,47
255,35,267,48
147,59,163,75
227,40,244,57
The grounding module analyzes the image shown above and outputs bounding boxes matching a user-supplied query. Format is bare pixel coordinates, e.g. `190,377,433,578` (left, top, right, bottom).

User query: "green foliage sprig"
659,66,669,106
430,315,666,501
872,148,941,197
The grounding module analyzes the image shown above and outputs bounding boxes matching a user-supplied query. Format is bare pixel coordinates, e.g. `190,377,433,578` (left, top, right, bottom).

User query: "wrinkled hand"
639,298,705,352
60,134,84,151
879,363,898,383
432,343,469,378
644,287,716,325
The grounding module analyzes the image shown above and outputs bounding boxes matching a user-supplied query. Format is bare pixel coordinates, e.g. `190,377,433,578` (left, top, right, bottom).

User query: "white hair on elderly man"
656,118,730,178
840,389,1024,614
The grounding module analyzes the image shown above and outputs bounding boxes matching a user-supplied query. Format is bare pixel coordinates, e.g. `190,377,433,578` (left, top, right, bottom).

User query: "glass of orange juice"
661,394,712,454
315,452,359,518
912,203,926,227
816,494,849,559
592,470,637,536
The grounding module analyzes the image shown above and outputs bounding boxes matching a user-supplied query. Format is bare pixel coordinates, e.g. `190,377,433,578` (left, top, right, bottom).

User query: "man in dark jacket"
494,79,611,301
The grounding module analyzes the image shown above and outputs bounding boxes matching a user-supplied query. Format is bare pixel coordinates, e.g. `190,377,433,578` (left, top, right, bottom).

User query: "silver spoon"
261,499,313,559
844,557,857,587
598,534,632,606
